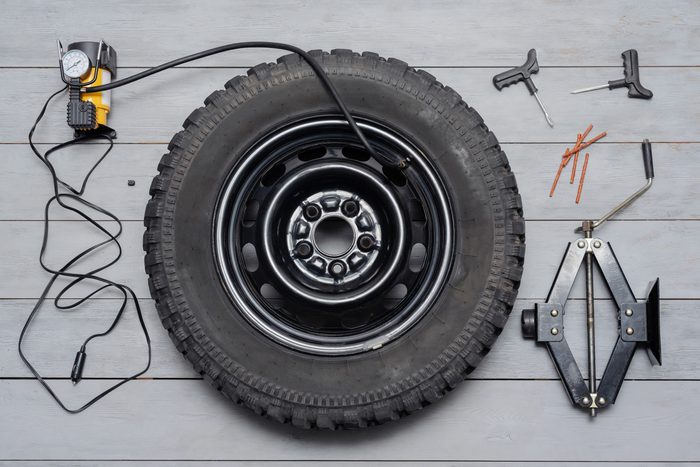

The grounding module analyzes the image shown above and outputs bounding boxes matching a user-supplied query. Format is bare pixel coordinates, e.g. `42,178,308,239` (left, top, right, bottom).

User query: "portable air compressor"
57,40,117,136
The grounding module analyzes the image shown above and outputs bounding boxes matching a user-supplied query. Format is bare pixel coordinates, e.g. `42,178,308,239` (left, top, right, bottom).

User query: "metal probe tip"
571,84,609,94
533,92,554,127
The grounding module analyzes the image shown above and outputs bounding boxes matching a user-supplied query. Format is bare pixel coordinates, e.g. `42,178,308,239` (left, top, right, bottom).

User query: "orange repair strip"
549,156,568,197
580,124,593,142
570,151,579,184
570,133,583,183
576,153,590,204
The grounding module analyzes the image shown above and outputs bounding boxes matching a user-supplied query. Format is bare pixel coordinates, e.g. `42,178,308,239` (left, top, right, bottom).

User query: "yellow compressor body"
63,41,117,134
80,68,112,128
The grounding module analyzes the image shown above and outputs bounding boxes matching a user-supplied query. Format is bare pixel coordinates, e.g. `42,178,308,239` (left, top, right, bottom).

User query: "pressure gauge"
62,49,91,79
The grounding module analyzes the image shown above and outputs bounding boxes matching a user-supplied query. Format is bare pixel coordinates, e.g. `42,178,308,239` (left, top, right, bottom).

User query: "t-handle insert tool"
522,139,661,416
493,48,554,127
571,49,653,99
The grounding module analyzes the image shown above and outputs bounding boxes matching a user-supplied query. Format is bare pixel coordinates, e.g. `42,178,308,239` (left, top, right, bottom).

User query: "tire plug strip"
576,153,590,204
549,128,605,197
570,133,583,184
579,124,594,143
549,157,569,197
549,126,591,197
570,150,579,184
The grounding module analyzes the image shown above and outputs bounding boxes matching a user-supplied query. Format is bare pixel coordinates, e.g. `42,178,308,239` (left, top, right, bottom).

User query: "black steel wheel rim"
214,118,454,355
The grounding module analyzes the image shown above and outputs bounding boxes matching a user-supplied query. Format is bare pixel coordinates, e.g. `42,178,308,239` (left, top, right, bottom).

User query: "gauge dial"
62,49,90,79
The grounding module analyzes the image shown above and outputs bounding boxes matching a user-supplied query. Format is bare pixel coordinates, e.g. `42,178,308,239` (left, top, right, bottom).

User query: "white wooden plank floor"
1,0,699,464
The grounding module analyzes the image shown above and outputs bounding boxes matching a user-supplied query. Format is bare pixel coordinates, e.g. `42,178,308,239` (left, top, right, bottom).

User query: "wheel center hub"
313,217,354,257
286,190,381,286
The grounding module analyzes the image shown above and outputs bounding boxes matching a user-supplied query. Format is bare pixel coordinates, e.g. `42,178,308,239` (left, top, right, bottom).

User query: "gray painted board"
3,298,696,380
3,464,699,467
3,143,699,222
0,459,698,467
0,379,698,462
1,0,698,67
1,220,695,299
5,67,699,144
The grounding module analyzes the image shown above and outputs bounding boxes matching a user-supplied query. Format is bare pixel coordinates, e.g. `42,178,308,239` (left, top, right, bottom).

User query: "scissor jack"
521,139,661,416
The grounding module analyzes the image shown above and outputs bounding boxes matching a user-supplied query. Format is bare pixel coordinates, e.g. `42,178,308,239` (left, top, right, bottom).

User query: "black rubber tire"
143,49,525,429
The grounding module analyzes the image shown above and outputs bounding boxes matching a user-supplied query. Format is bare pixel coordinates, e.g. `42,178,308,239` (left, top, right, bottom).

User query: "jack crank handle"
579,139,656,233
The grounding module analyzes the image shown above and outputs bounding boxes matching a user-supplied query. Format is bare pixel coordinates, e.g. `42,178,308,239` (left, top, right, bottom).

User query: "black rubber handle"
492,49,539,95
642,139,654,179
608,49,653,99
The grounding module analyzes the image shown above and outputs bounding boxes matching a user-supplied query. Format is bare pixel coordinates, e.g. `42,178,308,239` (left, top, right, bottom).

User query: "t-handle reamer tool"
492,48,554,127
571,49,653,99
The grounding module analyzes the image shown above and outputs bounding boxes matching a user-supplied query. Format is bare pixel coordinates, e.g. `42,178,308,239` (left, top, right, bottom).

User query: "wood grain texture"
3,142,699,222
2,298,696,380
1,0,698,67
1,379,699,462
2,220,695,299
5,67,699,144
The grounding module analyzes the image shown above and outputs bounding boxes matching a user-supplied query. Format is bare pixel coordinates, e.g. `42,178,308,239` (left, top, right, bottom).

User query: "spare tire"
143,49,524,429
